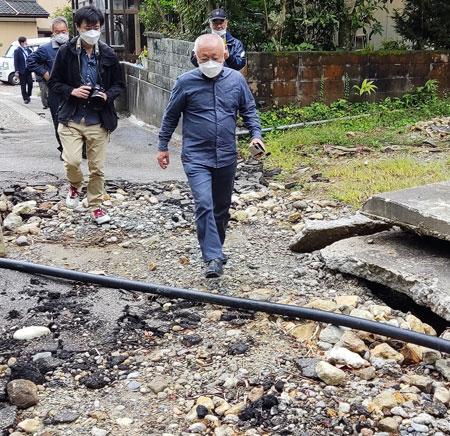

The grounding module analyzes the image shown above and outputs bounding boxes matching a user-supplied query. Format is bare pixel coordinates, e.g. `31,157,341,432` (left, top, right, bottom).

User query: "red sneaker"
66,185,81,209
92,208,111,225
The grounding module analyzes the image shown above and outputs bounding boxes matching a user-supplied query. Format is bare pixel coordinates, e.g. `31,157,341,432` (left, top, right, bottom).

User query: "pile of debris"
290,180,450,322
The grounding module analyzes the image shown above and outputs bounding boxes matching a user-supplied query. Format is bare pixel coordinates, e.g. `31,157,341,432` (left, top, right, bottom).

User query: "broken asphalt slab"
289,213,391,253
320,229,450,322
361,181,450,242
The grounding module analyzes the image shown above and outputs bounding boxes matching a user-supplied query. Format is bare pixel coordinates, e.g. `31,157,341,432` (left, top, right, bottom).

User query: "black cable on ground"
1,258,450,354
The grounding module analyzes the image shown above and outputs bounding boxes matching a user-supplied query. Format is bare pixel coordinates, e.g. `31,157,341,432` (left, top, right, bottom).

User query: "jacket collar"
67,36,117,65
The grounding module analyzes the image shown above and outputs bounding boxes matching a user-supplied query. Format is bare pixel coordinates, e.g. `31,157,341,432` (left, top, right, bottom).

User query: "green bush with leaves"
393,0,450,49
52,5,74,37
139,0,390,51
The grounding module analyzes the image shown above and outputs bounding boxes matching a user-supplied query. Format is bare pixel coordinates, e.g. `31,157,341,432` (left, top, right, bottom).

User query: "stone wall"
246,51,450,108
121,33,450,127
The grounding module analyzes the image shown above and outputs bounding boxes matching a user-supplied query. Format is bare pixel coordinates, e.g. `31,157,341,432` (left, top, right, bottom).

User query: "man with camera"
48,5,125,224
157,33,265,278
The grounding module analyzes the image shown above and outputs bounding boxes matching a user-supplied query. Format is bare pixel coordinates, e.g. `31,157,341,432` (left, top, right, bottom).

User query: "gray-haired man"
158,33,264,278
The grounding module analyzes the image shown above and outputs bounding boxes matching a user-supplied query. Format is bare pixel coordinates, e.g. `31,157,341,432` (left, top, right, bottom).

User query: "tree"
139,0,389,51
393,0,450,49
52,5,74,37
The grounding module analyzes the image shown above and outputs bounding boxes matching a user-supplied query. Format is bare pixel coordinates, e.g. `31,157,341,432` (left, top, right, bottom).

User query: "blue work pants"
183,161,237,262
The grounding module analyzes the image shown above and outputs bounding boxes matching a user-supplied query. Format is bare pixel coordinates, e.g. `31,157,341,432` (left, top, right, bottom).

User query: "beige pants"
58,120,109,207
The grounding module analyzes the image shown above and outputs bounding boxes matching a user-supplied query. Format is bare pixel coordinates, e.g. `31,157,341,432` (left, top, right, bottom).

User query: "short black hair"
18,36,27,44
74,5,104,27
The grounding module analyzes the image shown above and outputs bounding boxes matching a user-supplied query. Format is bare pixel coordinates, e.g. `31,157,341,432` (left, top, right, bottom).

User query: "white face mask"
211,28,226,37
79,29,100,46
54,33,69,44
198,60,223,78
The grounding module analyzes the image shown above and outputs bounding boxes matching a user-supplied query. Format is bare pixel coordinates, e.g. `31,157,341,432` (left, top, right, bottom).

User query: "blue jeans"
183,161,237,262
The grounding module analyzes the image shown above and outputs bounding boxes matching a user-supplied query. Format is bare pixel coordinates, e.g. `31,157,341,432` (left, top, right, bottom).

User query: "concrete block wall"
247,51,450,108
121,33,450,127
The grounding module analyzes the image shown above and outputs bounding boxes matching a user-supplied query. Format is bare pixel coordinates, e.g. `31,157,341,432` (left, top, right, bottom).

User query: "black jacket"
14,45,32,75
48,37,125,132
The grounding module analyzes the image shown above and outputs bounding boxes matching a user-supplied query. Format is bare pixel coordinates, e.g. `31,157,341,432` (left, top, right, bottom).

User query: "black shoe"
205,259,223,278
24,99,30,104
42,106,48,109
221,254,228,265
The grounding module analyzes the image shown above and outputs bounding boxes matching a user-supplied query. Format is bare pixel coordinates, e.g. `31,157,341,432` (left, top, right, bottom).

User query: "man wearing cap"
158,33,264,279
190,8,246,71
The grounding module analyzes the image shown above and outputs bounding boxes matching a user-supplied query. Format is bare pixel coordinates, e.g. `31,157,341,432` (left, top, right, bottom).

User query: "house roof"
0,0,49,17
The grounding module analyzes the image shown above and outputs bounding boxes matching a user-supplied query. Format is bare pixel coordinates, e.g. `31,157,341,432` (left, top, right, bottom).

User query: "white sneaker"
66,185,81,209
92,208,111,225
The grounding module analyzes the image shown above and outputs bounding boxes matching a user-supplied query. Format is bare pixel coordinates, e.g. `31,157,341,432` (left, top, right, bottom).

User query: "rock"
49,410,80,424
320,229,450,321
7,379,38,409
316,361,346,386
148,375,169,393
433,386,450,404
372,390,403,410
248,386,264,402
304,299,337,311
436,359,450,380
295,358,320,379
196,405,208,419
327,346,367,368
337,331,368,354
290,323,318,340
405,314,425,333
189,422,207,433
319,325,344,344
10,363,45,385
349,308,374,320
196,396,214,411
358,366,376,380
181,334,202,347
335,295,359,307
407,375,433,393
13,326,51,340
79,373,108,389
422,347,441,364
290,213,390,252
140,235,160,247
12,201,37,216
399,343,422,364
0,405,17,434
91,428,109,436
370,343,404,364
215,400,230,416
16,236,30,246
17,418,41,434
377,417,399,433
116,417,133,426
3,214,23,231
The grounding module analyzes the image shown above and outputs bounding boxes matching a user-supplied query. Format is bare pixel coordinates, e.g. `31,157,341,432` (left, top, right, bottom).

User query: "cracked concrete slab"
320,229,450,321
289,213,391,252
361,181,450,242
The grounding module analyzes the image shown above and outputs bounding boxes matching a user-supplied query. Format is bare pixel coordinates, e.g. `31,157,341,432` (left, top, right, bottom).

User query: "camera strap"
76,37,103,87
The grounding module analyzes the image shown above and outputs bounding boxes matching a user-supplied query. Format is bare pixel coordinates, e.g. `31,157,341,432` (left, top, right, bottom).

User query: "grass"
323,156,450,208
239,98,450,208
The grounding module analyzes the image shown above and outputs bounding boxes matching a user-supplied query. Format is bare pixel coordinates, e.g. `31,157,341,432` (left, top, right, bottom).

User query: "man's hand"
157,151,170,169
43,71,50,81
71,85,92,99
15,72,19,78
249,138,266,159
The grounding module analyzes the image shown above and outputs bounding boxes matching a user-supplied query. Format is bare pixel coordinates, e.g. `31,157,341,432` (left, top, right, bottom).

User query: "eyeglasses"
210,19,225,24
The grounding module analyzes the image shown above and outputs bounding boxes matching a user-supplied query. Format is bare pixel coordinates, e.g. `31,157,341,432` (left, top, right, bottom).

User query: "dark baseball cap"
209,8,227,20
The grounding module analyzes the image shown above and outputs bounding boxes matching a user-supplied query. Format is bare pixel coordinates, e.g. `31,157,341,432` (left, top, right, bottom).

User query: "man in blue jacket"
13,37,33,104
190,8,246,71
28,17,70,158
158,33,264,278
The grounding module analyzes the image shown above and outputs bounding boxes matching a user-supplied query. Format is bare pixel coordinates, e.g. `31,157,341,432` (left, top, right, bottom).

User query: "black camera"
86,84,106,111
